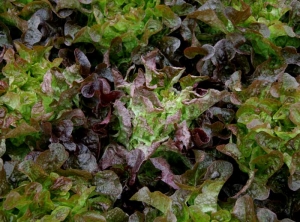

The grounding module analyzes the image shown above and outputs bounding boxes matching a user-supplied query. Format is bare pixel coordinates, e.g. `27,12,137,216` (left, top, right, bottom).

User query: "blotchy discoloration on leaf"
92,170,122,202
36,143,69,173
232,195,257,222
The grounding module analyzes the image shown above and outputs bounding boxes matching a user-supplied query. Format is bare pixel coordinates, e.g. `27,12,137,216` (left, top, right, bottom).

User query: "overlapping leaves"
0,143,126,221
0,0,300,221
219,72,300,201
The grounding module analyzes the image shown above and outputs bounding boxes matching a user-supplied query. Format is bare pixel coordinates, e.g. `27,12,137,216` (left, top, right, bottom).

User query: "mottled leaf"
92,170,122,202
232,195,257,222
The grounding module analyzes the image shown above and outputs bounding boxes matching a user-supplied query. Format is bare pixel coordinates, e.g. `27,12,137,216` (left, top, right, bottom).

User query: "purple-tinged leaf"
24,181,43,199
74,48,91,77
179,74,209,90
91,107,112,136
150,157,178,189
31,101,53,123
41,63,55,90
211,39,236,66
74,211,106,222
232,195,257,222
58,109,86,127
182,89,229,121
205,160,233,181
113,100,132,145
205,121,231,140
289,102,300,126
191,128,210,148
180,18,200,44
111,68,128,88
79,129,101,158
252,58,287,82
50,176,72,195
156,5,181,32
77,153,99,173
92,170,122,202
140,19,162,46
100,143,128,170
217,143,242,163
36,143,69,173
225,70,242,92
0,24,11,48
22,12,45,45
3,191,28,210
95,65,114,83
227,32,249,55
188,9,228,34
208,107,235,123
224,1,251,25
81,82,95,98
248,23,270,38
174,121,191,151
158,36,181,60
0,159,9,195
59,48,75,67
126,148,145,186
184,44,215,60
5,122,38,139
256,208,281,222
18,160,48,181
51,120,75,149
99,79,123,107
282,46,300,66
141,50,159,89
0,80,8,95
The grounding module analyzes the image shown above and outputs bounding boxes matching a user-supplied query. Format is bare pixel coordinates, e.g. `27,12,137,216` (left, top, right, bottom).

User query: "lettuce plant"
218,72,300,200
58,0,181,59
0,143,128,221
112,50,228,152
128,151,293,221
0,43,82,149
0,0,300,220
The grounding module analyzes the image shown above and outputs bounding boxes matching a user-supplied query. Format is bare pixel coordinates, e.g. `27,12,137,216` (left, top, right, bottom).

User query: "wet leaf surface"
0,0,300,220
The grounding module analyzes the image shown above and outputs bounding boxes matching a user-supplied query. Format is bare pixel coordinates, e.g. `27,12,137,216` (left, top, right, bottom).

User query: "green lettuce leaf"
130,187,172,214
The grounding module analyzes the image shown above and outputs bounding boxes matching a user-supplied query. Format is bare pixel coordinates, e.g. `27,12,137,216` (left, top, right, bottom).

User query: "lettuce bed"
0,0,300,221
